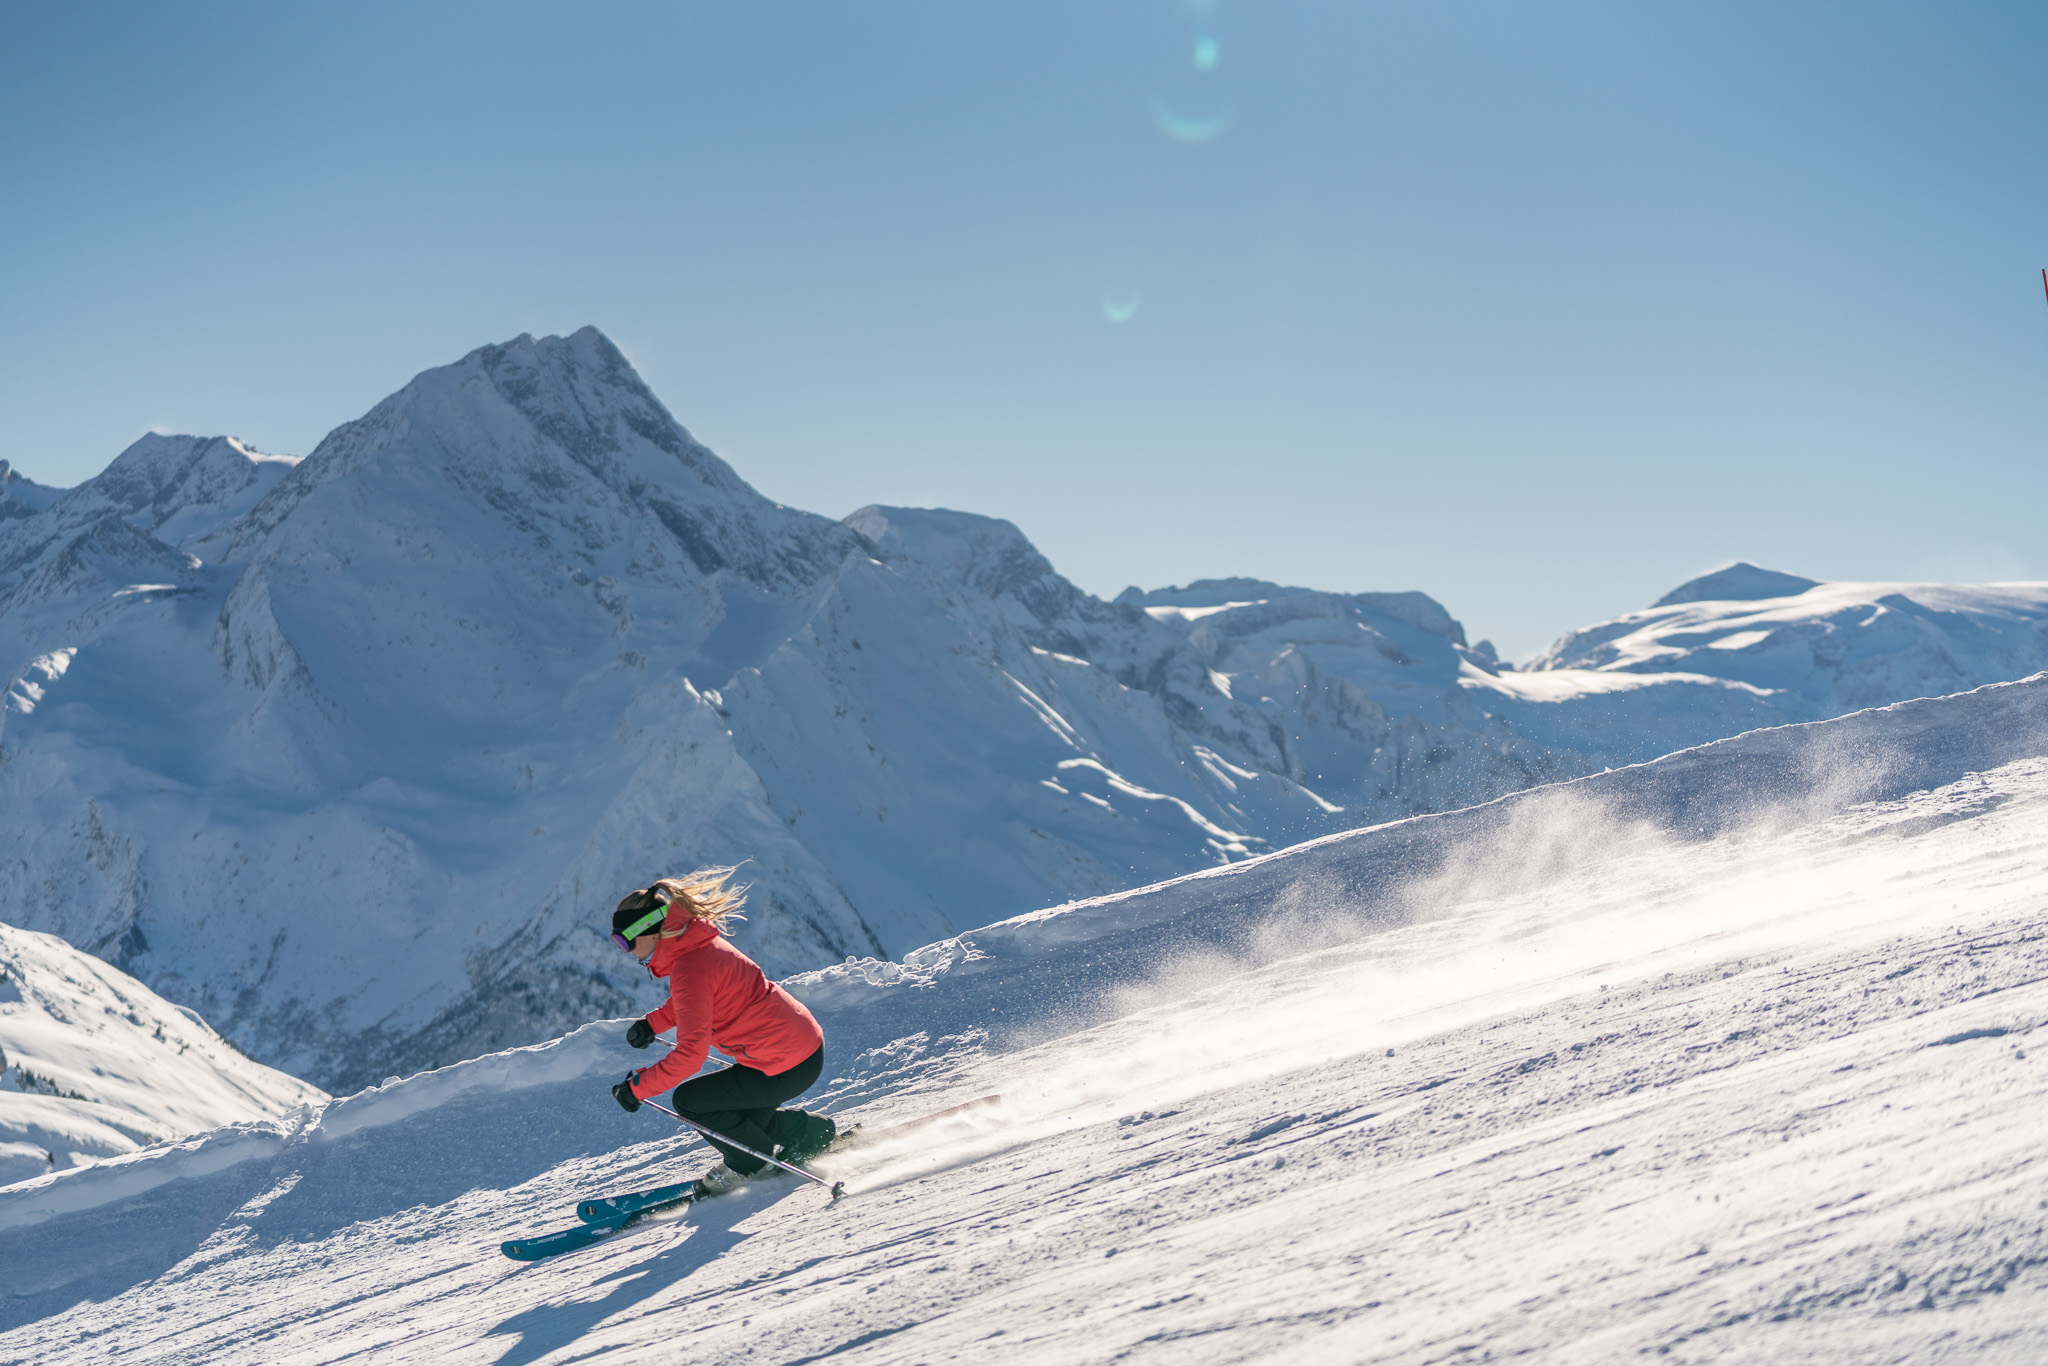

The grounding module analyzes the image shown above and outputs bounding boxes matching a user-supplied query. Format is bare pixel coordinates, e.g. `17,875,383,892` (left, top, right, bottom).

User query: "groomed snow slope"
0,922,327,1187
5,675,2048,1363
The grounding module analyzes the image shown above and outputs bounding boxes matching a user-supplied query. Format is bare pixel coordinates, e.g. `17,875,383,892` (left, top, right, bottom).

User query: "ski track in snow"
6,690,2048,1360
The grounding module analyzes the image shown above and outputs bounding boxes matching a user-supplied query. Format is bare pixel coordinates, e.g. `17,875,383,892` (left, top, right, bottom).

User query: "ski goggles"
610,904,667,951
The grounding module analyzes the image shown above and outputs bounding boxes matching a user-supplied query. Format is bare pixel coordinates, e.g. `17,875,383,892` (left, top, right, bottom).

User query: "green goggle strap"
621,905,667,940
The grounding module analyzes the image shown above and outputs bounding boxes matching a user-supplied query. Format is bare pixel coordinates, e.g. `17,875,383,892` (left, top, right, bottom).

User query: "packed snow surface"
4,675,2047,1362
0,922,326,1186
6,331,2048,1094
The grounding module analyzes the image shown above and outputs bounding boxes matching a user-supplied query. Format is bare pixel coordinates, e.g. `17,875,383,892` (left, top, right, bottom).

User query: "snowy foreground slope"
0,922,326,1186
4,676,2047,1363
7,328,2048,1094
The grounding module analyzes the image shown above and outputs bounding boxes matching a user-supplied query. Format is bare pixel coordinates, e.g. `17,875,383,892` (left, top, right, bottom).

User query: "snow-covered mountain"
4,673,2046,1360
4,329,2046,1095
1533,562,2048,717
0,919,326,1186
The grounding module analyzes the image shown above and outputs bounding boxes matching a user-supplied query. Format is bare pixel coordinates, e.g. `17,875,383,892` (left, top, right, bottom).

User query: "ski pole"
638,1090,845,1199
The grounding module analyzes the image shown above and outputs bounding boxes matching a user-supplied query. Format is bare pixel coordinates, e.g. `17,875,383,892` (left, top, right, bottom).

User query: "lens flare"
1192,32,1221,71
1148,98,1234,144
1101,290,1141,324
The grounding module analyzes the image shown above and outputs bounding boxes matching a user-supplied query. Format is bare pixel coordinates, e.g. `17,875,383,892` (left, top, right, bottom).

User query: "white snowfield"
3,675,2046,1362
5,328,2048,1096
0,922,327,1186
1533,561,2048,718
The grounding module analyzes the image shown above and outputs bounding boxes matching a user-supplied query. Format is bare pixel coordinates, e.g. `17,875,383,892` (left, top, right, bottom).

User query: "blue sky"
4,2,2045,657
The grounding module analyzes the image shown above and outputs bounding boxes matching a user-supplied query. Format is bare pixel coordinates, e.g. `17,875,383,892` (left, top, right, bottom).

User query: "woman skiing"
608,868,836,1193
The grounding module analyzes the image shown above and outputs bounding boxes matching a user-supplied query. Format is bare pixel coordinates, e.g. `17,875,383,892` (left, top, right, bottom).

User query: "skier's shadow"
482,1196,757,1366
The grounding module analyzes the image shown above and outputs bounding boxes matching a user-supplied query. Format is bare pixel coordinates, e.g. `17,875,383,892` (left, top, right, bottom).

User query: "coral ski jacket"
629,917,823,1100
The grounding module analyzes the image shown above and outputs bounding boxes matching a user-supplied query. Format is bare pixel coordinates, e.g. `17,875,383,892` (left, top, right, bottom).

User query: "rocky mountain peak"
465,328,746,497
0,435,294,593
226,327,858,596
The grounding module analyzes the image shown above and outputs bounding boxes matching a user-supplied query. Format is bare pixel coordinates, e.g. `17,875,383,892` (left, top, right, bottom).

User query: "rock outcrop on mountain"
3,329,2044,1091
0,461,64,526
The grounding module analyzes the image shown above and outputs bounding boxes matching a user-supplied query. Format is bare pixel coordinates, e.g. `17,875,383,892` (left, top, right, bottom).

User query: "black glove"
613,1076,642,1113
626,1018,657,1049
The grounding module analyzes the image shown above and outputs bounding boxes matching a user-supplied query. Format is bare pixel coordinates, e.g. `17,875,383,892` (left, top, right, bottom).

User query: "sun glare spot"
1148,98,1234,144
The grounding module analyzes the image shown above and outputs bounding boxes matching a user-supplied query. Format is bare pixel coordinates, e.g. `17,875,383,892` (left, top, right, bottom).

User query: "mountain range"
4,327,2045,1091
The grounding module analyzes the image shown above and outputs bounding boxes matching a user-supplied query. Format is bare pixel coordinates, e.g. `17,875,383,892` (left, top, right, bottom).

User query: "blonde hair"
652,866,749,936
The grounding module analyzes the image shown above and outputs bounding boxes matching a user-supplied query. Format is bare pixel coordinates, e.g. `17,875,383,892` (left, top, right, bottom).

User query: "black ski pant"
670,1046,829,1176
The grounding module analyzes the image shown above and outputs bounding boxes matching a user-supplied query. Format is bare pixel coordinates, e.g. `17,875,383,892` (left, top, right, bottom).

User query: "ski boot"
694,1162,742,1197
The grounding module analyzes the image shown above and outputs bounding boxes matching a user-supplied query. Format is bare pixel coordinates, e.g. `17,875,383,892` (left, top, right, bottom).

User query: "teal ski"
511,1094,1003,1259
578,1179,699,1224
502,1189,702,1261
